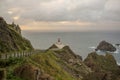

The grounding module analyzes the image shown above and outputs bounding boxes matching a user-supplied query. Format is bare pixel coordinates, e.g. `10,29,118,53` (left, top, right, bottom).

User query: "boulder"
95,41,116,52
115,44,120,47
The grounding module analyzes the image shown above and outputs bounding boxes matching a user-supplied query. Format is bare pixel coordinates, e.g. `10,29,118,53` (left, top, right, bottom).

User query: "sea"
22,31,120,65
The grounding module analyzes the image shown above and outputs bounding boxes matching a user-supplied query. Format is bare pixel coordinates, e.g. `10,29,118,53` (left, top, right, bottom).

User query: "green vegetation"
0,57,26,80
29,51,75,80
83,52,120,80
1,50,120,80
0,57,25,68
0,18,33,54
1,50,77,80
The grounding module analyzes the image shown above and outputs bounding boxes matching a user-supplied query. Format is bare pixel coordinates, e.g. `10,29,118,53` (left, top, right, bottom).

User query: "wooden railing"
0,50,46,60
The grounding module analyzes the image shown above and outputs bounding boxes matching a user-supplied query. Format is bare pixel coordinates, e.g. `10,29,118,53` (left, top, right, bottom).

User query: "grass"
0,50,76,80
0,23,33,53
29,50,76,80
0,57,26,80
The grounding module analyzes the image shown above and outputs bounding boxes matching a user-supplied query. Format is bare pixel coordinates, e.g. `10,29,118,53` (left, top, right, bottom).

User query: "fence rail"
0,50,45,60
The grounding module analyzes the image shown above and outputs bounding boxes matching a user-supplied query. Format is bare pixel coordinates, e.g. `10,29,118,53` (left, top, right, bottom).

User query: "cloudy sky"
0,0,120,32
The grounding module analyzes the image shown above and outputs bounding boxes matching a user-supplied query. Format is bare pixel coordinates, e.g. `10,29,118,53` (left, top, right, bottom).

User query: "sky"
0,0,120,32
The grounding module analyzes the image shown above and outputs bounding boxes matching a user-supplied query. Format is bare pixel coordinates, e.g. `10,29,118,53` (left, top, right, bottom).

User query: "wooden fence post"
0,69,6,80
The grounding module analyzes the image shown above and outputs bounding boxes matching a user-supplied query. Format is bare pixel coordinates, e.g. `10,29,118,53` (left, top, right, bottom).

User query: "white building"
49,38,66,50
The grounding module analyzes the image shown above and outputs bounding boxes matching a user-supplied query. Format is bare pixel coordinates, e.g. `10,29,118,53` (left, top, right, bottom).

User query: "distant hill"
0,17,33,53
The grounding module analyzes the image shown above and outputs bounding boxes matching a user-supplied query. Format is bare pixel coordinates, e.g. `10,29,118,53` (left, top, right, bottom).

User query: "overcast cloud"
0,0,120,31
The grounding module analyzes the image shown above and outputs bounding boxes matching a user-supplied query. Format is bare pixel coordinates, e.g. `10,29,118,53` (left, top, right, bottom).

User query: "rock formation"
13,45,91,80
83,52,120,80
0,17,33,53
95,40,116,52
14,64,53,80
10,22,21,34
48,45,91,79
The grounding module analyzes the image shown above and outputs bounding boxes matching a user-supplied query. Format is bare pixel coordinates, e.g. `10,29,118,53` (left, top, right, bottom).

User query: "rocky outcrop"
16,45,90,80
53,46,91,79
83,52,120,80
9,22,21,34
116,44,120,47
5,45,120,80
95,41,116,52
0,17,33,53
14,64,54,80
48,44,58,50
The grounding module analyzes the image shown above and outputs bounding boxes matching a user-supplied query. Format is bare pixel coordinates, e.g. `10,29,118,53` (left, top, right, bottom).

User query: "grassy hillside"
3,51,76,80
0,17,33,54
1,48,120,80
3,46,91,80
29,50,76,80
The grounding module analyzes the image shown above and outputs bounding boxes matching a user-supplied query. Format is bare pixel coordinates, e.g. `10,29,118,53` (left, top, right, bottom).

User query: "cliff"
11,46,91,80
83,52,120,80
2,46,120,80
0,17,33,53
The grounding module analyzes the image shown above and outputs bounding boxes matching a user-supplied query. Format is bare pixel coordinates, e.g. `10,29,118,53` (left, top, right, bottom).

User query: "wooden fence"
0,50,41,60
0,50,46,60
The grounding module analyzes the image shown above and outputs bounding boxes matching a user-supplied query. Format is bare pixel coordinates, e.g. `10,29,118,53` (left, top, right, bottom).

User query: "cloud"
102,0,120,21
0,0,120,31
1,0,120,22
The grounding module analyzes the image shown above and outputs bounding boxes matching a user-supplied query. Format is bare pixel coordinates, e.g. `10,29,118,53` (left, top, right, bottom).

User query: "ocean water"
22,31,120,64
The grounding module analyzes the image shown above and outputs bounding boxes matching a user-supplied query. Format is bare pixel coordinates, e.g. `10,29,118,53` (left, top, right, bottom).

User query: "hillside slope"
1,46,120,80
12,46,91,80
0,17,33,53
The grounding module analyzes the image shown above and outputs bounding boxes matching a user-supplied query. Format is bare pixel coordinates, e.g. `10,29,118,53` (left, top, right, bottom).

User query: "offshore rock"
95,41,116,52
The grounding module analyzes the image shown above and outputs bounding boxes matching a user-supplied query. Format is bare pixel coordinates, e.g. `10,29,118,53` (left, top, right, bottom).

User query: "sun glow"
13,16,20,20
20,21,94,32
8,11,13,14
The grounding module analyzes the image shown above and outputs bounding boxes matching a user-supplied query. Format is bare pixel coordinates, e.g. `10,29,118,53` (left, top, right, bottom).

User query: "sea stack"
95,40,116,52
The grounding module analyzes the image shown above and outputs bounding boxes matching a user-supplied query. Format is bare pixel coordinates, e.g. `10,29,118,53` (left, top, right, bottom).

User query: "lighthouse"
49,38,65,50
55,38,65,49
56,38,62,45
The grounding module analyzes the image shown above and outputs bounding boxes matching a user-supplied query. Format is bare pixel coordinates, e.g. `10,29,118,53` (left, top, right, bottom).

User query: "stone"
95,41,116,52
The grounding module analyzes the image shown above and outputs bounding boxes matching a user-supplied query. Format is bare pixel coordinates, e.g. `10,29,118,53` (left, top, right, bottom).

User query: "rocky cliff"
12,46,91,80
2,46,120,80
83,52,120,80
0,17,33,53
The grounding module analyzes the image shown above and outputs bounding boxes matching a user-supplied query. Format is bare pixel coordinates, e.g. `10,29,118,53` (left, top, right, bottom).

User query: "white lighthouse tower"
54,38,65,49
